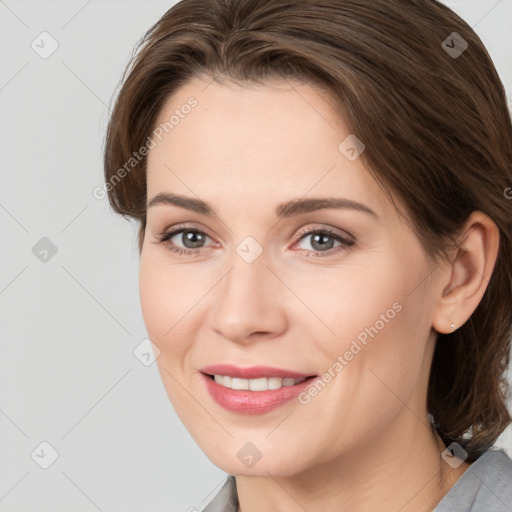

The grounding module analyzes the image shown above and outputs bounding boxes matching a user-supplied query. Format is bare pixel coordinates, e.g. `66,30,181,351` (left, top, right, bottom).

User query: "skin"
140,76,499,512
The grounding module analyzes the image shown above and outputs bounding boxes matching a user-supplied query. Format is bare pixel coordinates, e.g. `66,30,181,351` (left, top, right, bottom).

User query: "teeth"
212,375,307,391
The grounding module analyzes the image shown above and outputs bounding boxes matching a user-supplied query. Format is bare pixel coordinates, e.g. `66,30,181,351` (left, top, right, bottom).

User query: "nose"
207,250,288,345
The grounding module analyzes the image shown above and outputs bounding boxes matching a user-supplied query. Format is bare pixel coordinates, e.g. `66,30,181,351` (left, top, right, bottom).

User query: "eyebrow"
146,192,378,219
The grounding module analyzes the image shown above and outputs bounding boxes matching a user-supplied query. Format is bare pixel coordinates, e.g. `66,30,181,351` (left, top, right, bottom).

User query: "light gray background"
1,1,511,511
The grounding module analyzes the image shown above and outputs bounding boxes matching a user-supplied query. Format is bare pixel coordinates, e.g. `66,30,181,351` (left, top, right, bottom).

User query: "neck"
235,411,471,512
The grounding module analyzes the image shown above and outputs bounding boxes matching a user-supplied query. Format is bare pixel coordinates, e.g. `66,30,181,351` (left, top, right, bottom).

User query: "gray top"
202,449,512,512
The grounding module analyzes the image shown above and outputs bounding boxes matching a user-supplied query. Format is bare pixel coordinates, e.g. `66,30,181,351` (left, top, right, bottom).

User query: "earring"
450,321,456,330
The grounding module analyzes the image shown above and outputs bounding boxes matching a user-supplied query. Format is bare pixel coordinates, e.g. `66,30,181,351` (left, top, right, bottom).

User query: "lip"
199,365,319,415
200,364,314,380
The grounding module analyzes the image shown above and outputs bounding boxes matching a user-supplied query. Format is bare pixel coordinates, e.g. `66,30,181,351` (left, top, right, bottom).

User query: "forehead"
146,77,391,217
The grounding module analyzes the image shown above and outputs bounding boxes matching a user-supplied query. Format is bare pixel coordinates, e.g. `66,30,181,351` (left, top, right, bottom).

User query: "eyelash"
155,224,355,259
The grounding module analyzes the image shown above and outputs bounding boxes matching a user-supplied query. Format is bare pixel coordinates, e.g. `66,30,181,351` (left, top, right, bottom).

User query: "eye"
292,227,354,258
154,224,354,259
156,226,214,257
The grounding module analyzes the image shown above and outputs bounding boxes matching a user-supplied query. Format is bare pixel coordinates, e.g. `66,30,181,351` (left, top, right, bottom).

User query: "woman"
103,0,512,510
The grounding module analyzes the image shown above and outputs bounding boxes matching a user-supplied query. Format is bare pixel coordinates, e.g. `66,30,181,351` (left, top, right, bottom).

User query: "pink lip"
200,364,314,379
199,365,319,415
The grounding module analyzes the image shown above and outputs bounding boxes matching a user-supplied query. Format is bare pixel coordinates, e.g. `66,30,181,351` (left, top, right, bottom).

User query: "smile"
200,366,319,415
210,374,307,391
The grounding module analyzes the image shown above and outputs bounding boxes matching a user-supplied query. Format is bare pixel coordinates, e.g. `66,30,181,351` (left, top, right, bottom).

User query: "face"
140,76,442,477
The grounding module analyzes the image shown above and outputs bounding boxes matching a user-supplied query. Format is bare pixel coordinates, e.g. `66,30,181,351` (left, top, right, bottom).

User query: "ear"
431,211,500,334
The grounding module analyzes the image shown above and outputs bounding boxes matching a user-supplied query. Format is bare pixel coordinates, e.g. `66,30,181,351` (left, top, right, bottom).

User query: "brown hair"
103,0,512,461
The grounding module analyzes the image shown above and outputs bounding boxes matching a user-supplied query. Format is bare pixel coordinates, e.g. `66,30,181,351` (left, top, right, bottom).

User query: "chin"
197,439,312,478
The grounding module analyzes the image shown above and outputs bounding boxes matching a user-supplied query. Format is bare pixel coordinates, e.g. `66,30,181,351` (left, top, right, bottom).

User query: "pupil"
184,230,204,248
312,233,333,251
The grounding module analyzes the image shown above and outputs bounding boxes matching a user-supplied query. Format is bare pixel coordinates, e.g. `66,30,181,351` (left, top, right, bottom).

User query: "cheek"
139,255,167,338
138,252,199,353
296,256,409,354
305,254,429,403
327,285,431,420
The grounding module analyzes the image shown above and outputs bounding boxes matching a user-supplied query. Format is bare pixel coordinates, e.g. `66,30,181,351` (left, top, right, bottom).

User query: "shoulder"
434,448,512,512
201,475,238,512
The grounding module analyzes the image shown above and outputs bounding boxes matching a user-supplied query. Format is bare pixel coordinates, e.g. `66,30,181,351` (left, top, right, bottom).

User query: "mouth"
202,373,316,391
200,364,315,380
199,364,319,414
